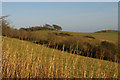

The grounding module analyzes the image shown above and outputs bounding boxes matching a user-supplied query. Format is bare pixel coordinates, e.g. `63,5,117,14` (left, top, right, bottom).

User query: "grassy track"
2,37,119,78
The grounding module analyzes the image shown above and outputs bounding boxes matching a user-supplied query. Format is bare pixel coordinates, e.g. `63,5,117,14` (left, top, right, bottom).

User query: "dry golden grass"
2,37,119,78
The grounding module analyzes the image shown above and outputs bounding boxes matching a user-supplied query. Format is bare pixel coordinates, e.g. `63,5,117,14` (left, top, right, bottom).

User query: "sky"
2,2,118,32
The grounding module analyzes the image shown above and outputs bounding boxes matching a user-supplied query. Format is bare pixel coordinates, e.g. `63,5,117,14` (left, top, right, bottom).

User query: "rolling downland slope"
34,30,118,44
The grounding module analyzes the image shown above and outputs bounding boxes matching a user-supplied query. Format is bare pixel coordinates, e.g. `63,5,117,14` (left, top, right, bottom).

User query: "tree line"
20,24,62,31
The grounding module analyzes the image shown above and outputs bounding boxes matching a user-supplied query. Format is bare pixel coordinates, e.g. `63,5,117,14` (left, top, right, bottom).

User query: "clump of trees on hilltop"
20,24,62,31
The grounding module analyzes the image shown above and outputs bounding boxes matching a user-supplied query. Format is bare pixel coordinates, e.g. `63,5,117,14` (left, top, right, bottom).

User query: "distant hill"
95,30,118,33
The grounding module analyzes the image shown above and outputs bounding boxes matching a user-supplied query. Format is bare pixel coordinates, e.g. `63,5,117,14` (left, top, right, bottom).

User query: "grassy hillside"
2,37,119,78
34,30,118,43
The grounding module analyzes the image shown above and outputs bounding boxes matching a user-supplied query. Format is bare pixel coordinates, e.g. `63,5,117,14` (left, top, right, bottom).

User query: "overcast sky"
2,2,118,32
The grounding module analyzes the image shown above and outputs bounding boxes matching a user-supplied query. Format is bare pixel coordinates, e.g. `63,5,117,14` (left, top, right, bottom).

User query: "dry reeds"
2,37,119,78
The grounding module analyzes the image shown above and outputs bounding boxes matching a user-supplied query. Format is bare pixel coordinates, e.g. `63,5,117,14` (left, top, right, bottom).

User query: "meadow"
34,30,118,43
2,36,119,78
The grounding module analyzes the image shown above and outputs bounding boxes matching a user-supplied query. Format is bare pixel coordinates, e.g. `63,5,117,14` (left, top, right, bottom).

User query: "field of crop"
2,36,119,78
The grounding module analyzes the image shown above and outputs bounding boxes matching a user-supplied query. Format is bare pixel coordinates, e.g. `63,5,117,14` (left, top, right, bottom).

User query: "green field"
2,36,119,78
34,30,118,44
